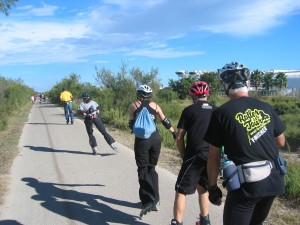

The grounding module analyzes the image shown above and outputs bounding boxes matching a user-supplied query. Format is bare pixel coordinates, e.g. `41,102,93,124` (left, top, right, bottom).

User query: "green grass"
285,162,300,202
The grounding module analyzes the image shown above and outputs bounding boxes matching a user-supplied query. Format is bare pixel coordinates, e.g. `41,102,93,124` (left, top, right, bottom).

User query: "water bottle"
222,160,240,191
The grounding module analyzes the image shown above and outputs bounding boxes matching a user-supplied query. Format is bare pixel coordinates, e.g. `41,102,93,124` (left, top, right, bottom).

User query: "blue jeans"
63,102,74,122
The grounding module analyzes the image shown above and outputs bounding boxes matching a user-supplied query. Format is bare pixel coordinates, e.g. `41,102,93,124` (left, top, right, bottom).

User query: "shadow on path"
0,220,23,225
24,145,92,156
22,177,145,225
24,145,116,157
27,122,66,126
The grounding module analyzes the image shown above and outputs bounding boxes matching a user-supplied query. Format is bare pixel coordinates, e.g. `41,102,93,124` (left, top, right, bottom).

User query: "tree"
262,72,274,93
130,66,161,91
0,0,19,16
168,76,198,99
274,72,287,91
251,69,264,92
95,67,116,89
200,72,222,94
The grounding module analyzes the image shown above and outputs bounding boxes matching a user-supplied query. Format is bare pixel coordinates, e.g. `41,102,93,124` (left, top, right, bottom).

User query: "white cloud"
127,48,204,58
0,0,300,65
15,2,59,16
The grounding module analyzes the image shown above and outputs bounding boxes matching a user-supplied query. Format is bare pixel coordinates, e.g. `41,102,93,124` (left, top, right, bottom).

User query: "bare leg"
197,184,210,216
173,192,186,223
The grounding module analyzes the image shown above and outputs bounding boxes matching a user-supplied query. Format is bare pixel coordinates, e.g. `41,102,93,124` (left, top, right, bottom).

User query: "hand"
172,131,177,140
208,185,222,206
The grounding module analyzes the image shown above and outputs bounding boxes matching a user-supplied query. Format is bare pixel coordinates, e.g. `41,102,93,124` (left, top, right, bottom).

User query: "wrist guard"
208,185,222,205
161,117,172,129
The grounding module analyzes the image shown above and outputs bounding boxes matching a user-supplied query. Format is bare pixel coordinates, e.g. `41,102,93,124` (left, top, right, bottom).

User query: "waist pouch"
275,155,287,175
237,160,273,183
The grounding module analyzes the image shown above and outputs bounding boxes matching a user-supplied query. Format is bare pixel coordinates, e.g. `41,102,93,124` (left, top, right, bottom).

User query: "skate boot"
110,142,118,153
171,219,183,225
151,200,160,211
92,147,98,155
196,214,211,225
139,202,153,219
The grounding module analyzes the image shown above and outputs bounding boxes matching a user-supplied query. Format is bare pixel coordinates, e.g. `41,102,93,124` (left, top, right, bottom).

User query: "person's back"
60,87,74,124
204,61,286,225
213,97,282,165
60,90,72,103
171,81,215,225
128,84,176,219
181,101,216,160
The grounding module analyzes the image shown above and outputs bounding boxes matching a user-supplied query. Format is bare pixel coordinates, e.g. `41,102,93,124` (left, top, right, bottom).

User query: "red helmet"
189,81,209,97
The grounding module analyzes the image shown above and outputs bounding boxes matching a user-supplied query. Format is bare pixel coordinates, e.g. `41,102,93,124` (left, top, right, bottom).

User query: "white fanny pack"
237,160,273,183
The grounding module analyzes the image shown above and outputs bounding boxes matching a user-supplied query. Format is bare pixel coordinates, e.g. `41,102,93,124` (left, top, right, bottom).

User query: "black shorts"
175,155,208,195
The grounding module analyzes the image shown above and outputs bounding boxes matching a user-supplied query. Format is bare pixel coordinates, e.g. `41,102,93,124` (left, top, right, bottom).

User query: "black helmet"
62,86,67,91
82,92,90,99
218,62,250,89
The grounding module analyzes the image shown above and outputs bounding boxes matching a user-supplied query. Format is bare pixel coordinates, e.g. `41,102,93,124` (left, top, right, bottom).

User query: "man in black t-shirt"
204,62,286,225
171,81,216,225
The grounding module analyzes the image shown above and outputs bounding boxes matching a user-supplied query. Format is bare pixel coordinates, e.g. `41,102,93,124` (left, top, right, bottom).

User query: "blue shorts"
175,155,208,195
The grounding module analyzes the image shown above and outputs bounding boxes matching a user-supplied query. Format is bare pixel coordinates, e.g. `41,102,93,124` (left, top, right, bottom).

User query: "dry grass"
0,103,32,204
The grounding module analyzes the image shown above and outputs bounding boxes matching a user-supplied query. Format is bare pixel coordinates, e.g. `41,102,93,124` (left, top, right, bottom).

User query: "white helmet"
136,84,153,97
218,62,250,88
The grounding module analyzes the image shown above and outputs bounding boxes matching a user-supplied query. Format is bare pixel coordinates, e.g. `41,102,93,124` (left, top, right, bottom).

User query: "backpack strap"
134,101,140,110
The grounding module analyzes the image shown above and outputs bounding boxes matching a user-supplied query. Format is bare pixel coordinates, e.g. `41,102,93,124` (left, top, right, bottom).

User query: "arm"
275,133,286,148
128,102,137,130
176,128,186,159
207,144,222,206
156,104,176,139
207,144,221,187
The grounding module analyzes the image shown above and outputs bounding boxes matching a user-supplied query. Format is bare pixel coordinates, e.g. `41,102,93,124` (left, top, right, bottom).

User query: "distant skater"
78,92,118,155
60,86,74,125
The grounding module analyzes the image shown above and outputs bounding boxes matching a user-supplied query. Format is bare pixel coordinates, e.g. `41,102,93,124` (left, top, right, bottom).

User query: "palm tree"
251,70,264,93
262,72,274,93
274,72,288,91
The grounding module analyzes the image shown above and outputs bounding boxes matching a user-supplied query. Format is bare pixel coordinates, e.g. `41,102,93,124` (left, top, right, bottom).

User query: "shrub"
285,161,300,202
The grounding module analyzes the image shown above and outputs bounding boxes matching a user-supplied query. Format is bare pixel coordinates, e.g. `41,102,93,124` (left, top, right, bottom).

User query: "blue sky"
0,0,300,92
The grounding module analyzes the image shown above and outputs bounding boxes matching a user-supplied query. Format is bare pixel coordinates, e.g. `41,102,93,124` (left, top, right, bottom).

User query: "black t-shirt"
204,97,286,197
177,101,216,160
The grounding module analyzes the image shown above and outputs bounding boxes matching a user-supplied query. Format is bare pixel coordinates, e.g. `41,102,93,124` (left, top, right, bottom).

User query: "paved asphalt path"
0,103,223,225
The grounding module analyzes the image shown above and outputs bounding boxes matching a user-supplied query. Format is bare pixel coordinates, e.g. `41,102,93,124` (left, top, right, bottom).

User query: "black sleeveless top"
134,100,160,139
134,100,157,124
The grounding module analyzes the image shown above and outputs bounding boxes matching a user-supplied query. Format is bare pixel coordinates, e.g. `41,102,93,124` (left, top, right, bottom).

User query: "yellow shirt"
60,91,73,102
